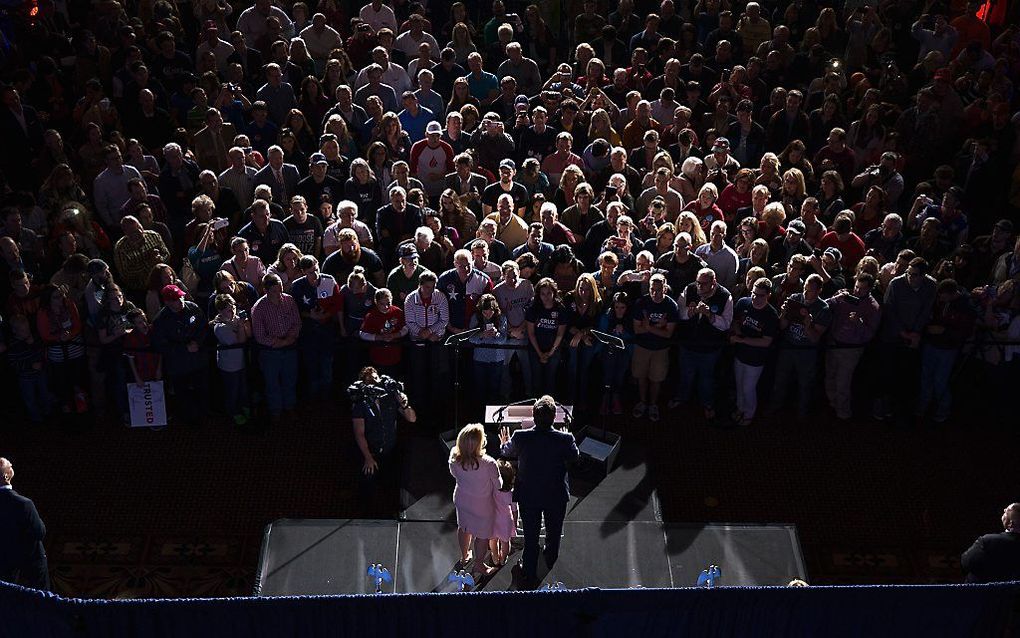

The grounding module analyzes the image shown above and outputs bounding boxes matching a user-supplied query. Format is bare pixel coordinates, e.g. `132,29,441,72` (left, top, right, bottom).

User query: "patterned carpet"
2,369,1012,598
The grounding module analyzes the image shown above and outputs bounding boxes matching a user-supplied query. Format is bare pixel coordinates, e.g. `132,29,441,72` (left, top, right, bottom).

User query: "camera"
347,375,405,404
210,217,229,231
605,185,618,197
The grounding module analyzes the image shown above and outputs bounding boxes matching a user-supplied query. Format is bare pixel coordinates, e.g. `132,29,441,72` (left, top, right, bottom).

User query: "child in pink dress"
490,460,518,566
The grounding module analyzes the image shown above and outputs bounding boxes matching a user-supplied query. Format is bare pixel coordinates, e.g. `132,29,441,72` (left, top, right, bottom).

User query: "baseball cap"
514,94,530,106
310,152,328,165
86,259,109,276
425,121,442,135
712,137,730,151
994,219,1014,233
499,158,516,170
823,247,843,263
787,219,806,235
161,284,186,302
398,244,419,259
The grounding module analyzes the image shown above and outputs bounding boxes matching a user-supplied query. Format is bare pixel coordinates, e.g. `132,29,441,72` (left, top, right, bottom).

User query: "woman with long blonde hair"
676,210,707,248
565,272,604,407
449,423,500,577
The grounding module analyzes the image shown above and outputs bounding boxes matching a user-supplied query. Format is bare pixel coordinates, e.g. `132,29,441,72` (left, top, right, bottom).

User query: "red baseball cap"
161,284,186,302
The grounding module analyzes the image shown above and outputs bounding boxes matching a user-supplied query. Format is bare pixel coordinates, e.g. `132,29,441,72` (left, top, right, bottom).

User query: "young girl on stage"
490,460,518,566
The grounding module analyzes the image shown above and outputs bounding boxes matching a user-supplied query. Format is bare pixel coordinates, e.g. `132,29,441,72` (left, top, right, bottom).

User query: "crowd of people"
0,0,1019,429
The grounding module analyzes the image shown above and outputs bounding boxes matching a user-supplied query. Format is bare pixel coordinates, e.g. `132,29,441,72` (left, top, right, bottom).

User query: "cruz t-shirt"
732,297,779,367
525,301,567,352
633,295,679,350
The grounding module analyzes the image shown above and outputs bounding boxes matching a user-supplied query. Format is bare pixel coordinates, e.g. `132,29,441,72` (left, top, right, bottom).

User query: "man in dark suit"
499,395,579,589
254,145,301,207
962,503,1020,583
0,458,49,590
444,153,489,218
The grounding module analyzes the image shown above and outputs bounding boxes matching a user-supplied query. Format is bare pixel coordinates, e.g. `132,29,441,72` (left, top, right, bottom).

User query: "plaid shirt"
251,293,301,347
114,231,169,292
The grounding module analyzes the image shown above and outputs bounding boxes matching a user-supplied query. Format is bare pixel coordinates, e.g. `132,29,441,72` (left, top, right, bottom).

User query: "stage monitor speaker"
575,426,622,474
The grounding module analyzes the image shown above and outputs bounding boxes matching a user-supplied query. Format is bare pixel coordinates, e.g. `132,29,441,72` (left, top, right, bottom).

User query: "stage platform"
255,439,806,595
255,519,807,594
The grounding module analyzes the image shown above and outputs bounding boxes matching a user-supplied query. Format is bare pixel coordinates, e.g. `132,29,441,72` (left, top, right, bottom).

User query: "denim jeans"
918,345,957,420
169,366,210,424
676,348,722,409
259,348,298,416
106,361,128,419
300,334,334,398
770,347,819,416
601,347,633,392
502,344,532,399
473,360,503,399
529,350,561,396
18,373,50,422
220,368,249,417
566,343,597,407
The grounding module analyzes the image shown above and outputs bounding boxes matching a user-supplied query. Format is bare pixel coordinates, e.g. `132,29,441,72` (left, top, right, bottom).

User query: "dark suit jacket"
253,163,302,206
376,203,424,263
0,488,48,588
501,426,579,508
444,171,489,215
192,123,238,173
962,531,1020,583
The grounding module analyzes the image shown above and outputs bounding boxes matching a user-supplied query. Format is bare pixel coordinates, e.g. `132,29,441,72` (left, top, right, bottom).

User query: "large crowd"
0,0,1018,429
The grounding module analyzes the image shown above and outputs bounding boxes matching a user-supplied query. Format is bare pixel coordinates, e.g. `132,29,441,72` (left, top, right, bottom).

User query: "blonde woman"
587,108,621,146
267,243,303,292
640,151,685,192
449,423,501,577
676,211,707,248
780,167,807,219
754,152,783,193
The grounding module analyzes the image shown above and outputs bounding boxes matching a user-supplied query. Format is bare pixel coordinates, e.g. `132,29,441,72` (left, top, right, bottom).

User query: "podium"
439,402,573,452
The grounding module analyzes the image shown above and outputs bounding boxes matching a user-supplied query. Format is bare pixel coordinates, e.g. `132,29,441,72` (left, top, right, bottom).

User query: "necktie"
275,169,286,200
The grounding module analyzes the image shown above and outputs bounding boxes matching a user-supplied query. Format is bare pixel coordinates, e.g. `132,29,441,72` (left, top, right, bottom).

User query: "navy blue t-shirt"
525,301,567,352
633,295,679,350
732,297,779,367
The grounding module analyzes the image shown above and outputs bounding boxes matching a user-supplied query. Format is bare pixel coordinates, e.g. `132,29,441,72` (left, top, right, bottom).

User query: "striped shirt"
217,165,258,210
251,293,301,347
404,288,449,339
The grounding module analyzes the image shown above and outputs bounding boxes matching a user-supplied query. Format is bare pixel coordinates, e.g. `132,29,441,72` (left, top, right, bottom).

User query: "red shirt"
818,231,866,271
123,330,161,381
361,306,405,367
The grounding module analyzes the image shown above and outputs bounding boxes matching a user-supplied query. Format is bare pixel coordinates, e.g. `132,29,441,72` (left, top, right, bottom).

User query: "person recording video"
350,366,416,518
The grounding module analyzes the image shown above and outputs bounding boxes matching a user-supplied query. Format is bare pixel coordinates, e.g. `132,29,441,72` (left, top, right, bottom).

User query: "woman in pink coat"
449,423,501,576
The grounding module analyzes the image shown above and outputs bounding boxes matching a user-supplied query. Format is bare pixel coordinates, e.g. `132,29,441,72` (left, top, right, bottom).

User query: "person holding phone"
824,273,881,421
468,293,508,406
